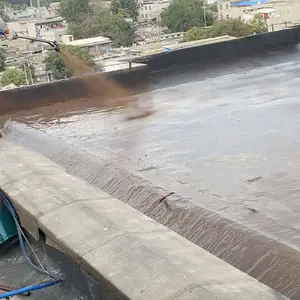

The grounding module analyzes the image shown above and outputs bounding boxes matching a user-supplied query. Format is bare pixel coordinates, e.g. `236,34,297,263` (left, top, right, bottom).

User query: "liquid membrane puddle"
2,46,300,299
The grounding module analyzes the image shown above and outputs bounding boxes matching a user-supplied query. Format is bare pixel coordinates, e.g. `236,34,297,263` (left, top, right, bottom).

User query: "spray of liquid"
60,49,154,161
60,49,154,115
60,49,130,100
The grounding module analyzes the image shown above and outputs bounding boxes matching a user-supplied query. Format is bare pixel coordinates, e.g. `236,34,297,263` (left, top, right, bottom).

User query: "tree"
7,0,29,5
44,45,94,80
0,51,5,72
44,52,71,80
183,27,208,42
68,11,135,47
0,10,11,22
59,0,91,23
249,13,267,33
208,2,218,13
39,0,59,6
182,17,267,42
111,0,138,20
62,44,95,65
160,0,213,32
20,60,35,85
9,3,28,10
1,68,26,87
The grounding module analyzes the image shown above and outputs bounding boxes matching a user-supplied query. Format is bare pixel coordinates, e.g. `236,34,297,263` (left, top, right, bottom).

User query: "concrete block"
38,199,168,261
0,179,71,238
82,232,266,300
173,281,288,300
0,140,289,300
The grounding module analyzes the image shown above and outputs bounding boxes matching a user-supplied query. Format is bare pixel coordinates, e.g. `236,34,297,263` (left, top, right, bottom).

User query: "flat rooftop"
2,44,300,299
65,36,112,47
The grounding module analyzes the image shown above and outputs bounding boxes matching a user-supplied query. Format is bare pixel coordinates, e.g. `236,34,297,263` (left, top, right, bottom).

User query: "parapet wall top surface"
0,139,289,300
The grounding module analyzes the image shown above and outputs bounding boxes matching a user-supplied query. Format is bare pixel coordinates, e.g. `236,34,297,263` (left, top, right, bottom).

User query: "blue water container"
0,200,17,246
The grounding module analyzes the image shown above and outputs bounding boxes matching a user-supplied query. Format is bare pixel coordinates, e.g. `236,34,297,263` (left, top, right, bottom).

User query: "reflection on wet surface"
3,45,300,299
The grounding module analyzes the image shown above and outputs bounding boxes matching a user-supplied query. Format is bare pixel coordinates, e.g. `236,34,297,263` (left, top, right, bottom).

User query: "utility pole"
203,0,207,27
23,59,29,85
37,0,42,18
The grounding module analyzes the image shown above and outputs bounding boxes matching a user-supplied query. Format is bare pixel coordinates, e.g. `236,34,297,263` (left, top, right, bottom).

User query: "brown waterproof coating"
60,49,129,101
2,47,300,299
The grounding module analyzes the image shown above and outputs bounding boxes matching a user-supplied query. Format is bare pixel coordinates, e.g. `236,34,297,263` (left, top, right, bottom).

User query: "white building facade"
63,36,112,56
7,17,67,42
138,0,170,22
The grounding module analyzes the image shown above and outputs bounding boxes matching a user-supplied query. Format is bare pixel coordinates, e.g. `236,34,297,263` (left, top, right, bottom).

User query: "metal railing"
267,21,300,32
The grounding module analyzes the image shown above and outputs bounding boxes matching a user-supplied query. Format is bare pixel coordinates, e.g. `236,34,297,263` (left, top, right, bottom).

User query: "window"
226,14,229,19
226,4,228,9
142,14,144,18
145,6,147,10
220,14,223,19
149,6,151,9
145,13,148,18
219,4,222,9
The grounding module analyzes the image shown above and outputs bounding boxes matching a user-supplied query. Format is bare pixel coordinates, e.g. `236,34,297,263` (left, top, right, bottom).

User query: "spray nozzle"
49,40,60,52
17,35,60,52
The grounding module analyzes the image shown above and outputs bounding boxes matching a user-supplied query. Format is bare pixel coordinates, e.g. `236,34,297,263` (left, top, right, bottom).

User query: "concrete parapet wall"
0,139,288,300
0,66,148,116
134,26,300,70
1,28,299,115
3,121,300,299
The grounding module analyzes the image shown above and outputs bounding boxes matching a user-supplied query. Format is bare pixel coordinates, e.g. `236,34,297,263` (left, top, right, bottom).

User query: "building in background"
90,0,112,8
7,17,67,41
138,0,170,23
62,36,112,56
5,5,56,20
217,0,300,30
48,2,60,16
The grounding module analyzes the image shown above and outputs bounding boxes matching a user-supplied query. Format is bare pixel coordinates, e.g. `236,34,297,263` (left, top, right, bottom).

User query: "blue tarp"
231,0,270,6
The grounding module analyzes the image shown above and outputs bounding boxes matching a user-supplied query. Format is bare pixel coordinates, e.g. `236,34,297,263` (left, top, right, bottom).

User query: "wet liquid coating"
3,45,300,299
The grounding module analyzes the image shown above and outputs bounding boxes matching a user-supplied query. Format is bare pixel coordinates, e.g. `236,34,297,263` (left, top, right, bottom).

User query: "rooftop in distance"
64,36,112,47
231,0,271,6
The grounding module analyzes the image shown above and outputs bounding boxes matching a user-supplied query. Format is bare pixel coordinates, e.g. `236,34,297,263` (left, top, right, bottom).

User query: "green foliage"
183,27,207,42
1,68,26,87
59,0,91,23
208,2,218,13
39,0,59,6
0,51,5,72
44,45,95,80
0,9,11,22
68,10,135,47
160,0,213,32
111,0,138,20
116,8,132,18
9,3,28,10
20,61,35,85
249,13,267,33
62,44,95,65
60,0,135,47
44,51,71,80
205,18,253,37
183,16,267,42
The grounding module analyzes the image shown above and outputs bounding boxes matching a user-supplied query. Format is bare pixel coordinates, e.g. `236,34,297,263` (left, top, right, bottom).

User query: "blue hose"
0,190,60,278
0,280,62,299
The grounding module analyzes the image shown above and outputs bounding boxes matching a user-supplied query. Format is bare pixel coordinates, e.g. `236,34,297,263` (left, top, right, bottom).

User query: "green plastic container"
0,200,17,246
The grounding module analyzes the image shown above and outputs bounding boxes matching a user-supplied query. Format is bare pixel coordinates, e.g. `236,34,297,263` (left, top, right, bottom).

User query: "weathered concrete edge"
0,139,288,300
134,26,300,70
3,120,300,299
0,65,149,116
